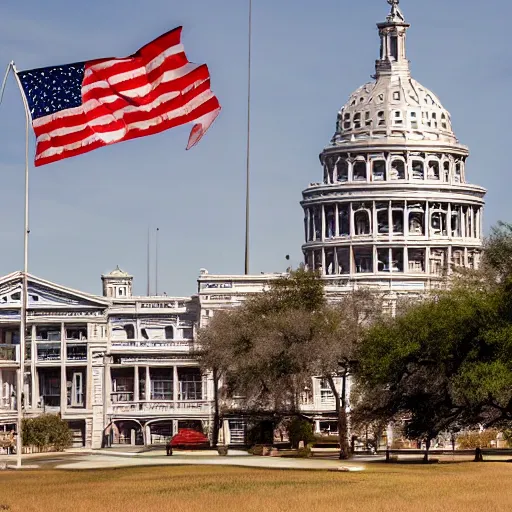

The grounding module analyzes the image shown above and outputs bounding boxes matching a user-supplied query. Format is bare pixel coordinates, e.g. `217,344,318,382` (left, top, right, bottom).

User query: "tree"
22,414,72,452
198,268,383,459
353,282,511,460
197,268,326,445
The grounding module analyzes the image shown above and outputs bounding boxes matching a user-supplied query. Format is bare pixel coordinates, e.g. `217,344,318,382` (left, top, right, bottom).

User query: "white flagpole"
10,63,31,469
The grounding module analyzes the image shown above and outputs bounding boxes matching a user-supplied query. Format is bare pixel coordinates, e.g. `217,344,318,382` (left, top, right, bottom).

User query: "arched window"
165,326,174,340
124,325,135,340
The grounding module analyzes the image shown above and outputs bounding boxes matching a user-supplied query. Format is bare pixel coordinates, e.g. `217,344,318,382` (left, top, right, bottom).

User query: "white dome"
334,75,457,145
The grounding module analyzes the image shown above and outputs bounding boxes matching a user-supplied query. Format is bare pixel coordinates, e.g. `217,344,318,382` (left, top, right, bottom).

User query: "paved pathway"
53,452,367,471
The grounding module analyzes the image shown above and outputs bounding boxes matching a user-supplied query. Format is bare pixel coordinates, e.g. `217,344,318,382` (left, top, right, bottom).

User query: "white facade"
0,269,210,449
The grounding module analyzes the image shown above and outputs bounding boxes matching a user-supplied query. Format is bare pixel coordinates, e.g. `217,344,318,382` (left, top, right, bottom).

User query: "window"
409,111,418,130
325,249,335,276
390,35,398,60
353,113,361,129
354,209,371,235
165,326,174,340
392,205,404,234
372,160,386,181
335,157,348,182
390,159,405,180
123,325,135,340
336,248,350,275
408,249,425,272
393,110,403,126
320,379,335,405
325,205,335,239
377,111,385,126
412,160,424,179
427,161,440,180
178,368,202,401
354,247,373,273
150,368,173,400
353,161,367,181
377,204,389,234
338,206,349,236
365,111,372,127
393,91,400,101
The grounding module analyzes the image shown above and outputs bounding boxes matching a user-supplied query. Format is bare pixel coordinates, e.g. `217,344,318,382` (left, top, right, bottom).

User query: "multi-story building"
0,268,211,449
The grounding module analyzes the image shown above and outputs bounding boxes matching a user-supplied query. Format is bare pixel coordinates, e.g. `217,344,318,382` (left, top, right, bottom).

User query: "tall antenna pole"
146,227,151,296
12,62,30,469
244,0,252,275
154,227,159,296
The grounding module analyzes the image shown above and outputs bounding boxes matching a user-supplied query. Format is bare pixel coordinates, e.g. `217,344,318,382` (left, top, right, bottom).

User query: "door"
71,372,83,407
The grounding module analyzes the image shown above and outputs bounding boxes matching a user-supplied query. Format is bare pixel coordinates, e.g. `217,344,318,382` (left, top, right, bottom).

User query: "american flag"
17,27,221,166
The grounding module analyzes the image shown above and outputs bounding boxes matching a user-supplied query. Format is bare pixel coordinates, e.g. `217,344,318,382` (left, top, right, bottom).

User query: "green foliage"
354,281,511,441
22,414,73,452
456,430,498,449
503,430,512,447
286,418,316,449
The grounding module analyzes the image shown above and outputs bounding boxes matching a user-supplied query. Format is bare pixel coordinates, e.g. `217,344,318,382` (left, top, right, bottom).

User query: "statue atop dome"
387,0,405,23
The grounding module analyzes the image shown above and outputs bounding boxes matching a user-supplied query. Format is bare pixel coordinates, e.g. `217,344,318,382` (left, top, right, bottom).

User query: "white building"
0,268,211,449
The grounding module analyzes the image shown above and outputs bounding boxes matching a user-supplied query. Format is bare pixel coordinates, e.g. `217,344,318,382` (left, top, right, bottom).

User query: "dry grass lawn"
0,462,510,512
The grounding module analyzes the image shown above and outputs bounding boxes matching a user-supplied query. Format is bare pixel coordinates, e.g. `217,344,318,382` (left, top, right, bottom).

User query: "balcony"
0,344,18,363
110,399,211,415
110,339,193,352
37,343,61,362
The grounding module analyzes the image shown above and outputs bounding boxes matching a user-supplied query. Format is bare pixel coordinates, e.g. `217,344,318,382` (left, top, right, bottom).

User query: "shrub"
456,429,498,449
286,418,316,449
22,414,73,452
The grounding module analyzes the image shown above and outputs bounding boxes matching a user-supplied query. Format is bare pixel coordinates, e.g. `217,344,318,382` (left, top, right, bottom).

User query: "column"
321,248,326,274
425,247,431,275
30,325,37,409
145,366,150,401
0,370,3,409
350,203,355,237
388,201,393,243
173,366,179,403
403,245,409,274
425,202,430,238
306,208,311,242
321,205,326,242
349,244,354,275
134,367,139,403
447,246,453,275
447,203,452,238
60,322,66,414
372,201,377,241
404,201,409,240
471,207,475,238
335,204,339,237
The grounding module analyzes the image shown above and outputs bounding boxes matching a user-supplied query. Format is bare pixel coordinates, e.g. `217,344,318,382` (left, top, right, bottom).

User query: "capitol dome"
301,0,486,297
333,2,456,146
335,77,456,145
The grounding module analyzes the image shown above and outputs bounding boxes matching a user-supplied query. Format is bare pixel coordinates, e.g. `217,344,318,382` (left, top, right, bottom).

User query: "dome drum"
320,149,468,186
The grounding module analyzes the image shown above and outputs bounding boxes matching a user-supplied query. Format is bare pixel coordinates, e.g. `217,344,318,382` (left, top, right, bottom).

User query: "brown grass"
0,463,511,512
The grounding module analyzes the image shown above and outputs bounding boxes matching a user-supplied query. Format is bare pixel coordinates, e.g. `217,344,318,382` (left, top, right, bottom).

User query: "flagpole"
146,227,151,296
12,62,31,469
244,0,252,275
155,227,159,296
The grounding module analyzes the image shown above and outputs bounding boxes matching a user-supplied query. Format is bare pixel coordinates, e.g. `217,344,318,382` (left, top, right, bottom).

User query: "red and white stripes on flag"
18,27,221,166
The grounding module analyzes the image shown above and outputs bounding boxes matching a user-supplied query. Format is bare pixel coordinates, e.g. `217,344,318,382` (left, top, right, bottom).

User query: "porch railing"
110,400,211,414
110,339,193,351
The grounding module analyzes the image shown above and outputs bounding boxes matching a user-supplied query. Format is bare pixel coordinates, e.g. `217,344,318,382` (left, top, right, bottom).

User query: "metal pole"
155,227,159,296
244,0,252,275
12,63,31,469
146,227,151,296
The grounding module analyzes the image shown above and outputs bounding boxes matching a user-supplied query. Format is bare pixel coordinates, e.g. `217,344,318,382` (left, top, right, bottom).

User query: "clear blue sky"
0,0,510,297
